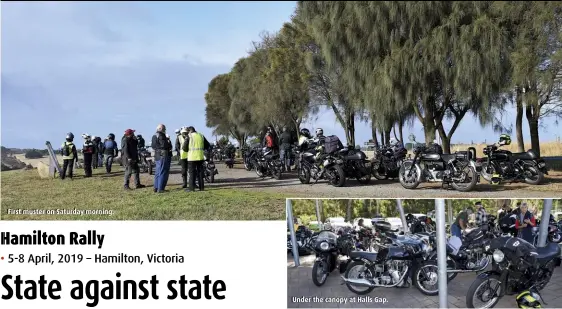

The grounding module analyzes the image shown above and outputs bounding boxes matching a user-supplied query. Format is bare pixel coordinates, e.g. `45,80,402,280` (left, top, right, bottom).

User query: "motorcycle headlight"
319,241,330,251
492,249,505,263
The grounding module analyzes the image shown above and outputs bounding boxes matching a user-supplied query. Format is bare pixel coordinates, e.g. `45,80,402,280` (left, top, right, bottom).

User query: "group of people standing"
58,124,210,193
451,201,543,244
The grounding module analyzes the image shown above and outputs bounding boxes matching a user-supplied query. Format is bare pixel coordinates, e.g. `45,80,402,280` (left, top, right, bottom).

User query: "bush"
25,149,44,159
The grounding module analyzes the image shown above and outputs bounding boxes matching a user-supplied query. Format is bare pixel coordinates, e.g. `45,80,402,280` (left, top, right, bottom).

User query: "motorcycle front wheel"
412,261,439,296
272,164,282,180
524,165,544,185
399,162,422,189
327,165,346,187
371,161,388,180
465,274,502,308
451,165,478,192
312,260,329,287
343,261,375,295
298,166,311,184
148,161,153,175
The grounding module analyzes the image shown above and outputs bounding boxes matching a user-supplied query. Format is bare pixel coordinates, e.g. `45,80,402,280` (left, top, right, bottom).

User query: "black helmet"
137,134,142,138
516,290,541,308
300,128,311,138
108,133,115,140
66,132,74,141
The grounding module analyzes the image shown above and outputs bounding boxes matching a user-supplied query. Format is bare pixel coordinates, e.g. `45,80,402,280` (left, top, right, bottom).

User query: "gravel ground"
166,161,562,198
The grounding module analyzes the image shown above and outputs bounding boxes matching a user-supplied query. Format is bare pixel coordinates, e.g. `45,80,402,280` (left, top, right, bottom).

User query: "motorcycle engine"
378,260,406,286
499,162,514,175
465,248,487,270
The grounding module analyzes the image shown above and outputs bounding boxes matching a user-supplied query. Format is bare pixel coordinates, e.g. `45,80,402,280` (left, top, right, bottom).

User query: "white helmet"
174,129,180,135
180,127,189,134
315,128,324,136
81,133,91,139
389,138,398,145
166,134,170,139
91,135,97,140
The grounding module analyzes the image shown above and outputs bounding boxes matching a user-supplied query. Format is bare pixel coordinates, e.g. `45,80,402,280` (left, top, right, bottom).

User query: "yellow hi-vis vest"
187,132,205,161
178,135,188,160
61,142,75,160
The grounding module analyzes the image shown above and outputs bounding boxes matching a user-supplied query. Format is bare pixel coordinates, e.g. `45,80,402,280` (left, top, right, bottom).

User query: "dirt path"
165,161,562,198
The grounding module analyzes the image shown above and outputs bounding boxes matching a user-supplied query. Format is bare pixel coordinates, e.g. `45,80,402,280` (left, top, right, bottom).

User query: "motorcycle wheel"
412,260,439,296
465,274,502,309
446,258,458,281
255,166,265,178
312,260,329,287
523,165,544,185
327,165,346,187
343,261,375,295
273,166,282,180
209,172,215,183
148,161,153,175
398,162,421,189
372,162,388,180
298,166,311,184
451,165,478,192
244,158,252,171
549,232,562,243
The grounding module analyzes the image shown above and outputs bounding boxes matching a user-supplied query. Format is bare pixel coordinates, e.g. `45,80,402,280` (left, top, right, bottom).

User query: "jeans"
451,223,462,238
162,156,172,188
124,161,140,187
154,157,170,192
279,148,291,171
98,154,104,167
105,155,114,173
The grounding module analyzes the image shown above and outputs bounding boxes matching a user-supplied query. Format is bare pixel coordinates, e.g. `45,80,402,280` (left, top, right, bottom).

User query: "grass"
0,169,285,220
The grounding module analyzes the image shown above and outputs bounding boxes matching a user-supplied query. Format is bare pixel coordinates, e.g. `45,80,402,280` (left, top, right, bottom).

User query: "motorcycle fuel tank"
490,150,510,162
345,152,366,161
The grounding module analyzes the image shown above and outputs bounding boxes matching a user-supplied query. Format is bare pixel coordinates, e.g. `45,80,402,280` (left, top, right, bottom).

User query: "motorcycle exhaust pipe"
340,277,375,287
447,256,490,273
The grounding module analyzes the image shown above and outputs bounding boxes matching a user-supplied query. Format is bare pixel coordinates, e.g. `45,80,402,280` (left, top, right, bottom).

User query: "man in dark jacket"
97,137,105,167
152,124,170,193
279,126,292,172
122,129,145,190
92,136,99,169
103,133,119,173
182,126,211,192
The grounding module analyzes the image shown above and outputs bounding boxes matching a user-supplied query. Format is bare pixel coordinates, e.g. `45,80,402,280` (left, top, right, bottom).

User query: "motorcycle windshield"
315,231,338,245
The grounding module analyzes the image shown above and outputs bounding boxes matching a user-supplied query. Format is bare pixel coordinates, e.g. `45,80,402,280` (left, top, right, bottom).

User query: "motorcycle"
337,146,372,184
406,214,436,234
531,221,562,245
310,230,340,286
428,228,492,282
399,142,478,192
255,147,283,179
371,144,408,180
242,145,258,171
138,147,154,175
478,143,548,185
223,147,235,169
465,236,561,308
212,147,223,162
203,154,218,183
341,220,441,296
287,226,316,256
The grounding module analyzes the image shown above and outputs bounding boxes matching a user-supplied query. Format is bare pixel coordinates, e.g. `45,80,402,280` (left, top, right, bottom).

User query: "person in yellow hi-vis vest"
182,126,211,192
176,127,190,188
60,132,78,180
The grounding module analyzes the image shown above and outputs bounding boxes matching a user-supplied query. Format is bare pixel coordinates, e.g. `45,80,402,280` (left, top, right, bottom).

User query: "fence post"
436,199,448,308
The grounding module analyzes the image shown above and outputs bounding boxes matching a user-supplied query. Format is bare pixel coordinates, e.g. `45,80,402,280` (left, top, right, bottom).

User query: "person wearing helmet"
152,124,169,193
161,134,174,189
279,126,293,172
174,129,182,161
91,136,99,169
103,133,119,173
315,128,325,144
182,126,211,192
81,134,95,177
60,132,78,180
136,134,145,149
97,137,105,168
498,134,511,146
176,128,190,188
122,129,145,190
298,128,312,151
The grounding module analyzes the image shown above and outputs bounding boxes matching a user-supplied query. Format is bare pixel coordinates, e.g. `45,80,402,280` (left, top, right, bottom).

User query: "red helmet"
125,129,135,135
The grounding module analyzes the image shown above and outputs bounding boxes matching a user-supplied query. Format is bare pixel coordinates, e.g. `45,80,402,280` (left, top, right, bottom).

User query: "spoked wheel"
413,261,439,296
451,165,478,192
466,275,502,308
399,162,421,189
343,261,375,295
311,260,329,287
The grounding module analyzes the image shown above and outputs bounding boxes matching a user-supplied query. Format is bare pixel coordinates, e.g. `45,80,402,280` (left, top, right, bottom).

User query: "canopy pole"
436,199,448,308
396,199,408,234
537,199,553,247
315,199,322,226
287,199,300,266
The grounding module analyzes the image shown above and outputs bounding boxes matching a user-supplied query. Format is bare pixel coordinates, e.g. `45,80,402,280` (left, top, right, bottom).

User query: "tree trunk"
398,120,404,143
370,118,379,147
380,131,385,146
515,88,525,152
346,200,353,222
384,125,392,145
318,200,323,222
423,116,436,146
345,110,356,147
525,105,541,157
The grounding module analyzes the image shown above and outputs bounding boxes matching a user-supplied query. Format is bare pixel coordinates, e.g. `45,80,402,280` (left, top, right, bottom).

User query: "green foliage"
24,149,46,159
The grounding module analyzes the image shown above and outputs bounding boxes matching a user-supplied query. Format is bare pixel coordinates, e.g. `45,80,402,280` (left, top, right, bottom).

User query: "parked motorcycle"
296,137,347,187
478,143,548,185
287,226,316,256
406,214,436,234
429,228,492,282
212,147,223,162
255,147,283,179
341,220,441,296
399,142,478,192
465,236,561,308
242,145,259,171
311,230,340,286
203,155,218,183
138,147,154,175
336,146,372,184
371,144,408,180
532,221,562,245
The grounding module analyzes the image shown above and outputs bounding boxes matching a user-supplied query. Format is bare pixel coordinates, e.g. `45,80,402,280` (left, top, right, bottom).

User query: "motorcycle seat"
350,251,378,262
512,151,537,160
535,243,561,264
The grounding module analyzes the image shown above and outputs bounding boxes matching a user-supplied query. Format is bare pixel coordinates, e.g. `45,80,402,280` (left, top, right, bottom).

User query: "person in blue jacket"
103,133,119,173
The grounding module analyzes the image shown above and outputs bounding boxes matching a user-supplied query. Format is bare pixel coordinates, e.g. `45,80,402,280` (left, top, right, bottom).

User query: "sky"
1,1,561,149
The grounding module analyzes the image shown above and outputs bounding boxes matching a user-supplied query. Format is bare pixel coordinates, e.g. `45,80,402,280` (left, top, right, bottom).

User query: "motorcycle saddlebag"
324,135,344,154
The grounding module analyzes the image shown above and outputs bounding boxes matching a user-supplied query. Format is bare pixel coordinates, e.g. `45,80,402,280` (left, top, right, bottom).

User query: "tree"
25,149,43,159
205,74,248,147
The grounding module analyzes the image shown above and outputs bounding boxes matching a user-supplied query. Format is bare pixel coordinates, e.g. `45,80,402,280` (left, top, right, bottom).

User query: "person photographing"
515,202,536,243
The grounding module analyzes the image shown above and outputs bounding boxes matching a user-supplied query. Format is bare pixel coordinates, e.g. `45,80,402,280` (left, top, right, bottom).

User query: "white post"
287,199,300,266
537,199,553,247
436,199,448,308
396,199,408,234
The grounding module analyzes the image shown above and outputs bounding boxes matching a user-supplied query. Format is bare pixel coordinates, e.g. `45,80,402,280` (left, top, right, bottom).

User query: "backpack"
62,142,72,156
324,135,344,154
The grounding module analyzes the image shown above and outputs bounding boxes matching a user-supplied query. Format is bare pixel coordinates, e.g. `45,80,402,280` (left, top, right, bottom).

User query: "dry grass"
452,141,562,157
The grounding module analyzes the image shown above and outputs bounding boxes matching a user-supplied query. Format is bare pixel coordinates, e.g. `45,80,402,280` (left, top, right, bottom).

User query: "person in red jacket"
265,132,274,149
515,202,536,244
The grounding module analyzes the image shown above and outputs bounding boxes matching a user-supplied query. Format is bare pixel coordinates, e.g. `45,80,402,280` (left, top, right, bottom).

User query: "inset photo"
286,198,562,308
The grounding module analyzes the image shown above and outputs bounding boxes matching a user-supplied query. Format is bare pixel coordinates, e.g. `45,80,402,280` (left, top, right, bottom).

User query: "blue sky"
1,1,561,149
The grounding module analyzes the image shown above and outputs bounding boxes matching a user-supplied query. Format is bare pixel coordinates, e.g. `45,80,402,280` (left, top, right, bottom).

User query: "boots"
182,175,187,188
